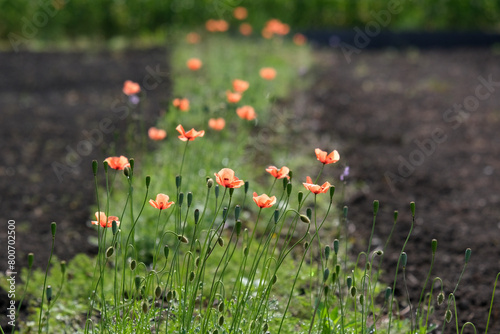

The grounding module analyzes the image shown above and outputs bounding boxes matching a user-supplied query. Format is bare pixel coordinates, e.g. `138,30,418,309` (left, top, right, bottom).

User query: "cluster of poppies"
93,147,339,226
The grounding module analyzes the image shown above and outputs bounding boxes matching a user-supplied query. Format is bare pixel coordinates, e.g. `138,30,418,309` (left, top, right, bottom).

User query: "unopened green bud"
331,272,337,283
400,252,407,268
103,160,108,172
129,158,134,170
178,192,184,207
106,246,114,258
298,191,304,204
350,286,357,297
178,235,188,244
300,215,310,224
142,301,148,314
289,170,293,180
271,274,277,285
323,268,330,282
222,207,228,220
176,175,182,189
218,315,225,326
306,208,312,220
343,206,348,218
333,239,339,254
394,210,398,223
28,253,34,268
235,205,241,220
359,294,365,305
244,181,249,194
134,276,142,290
445,309,452,323
465,248,472,263
213,330,219,334
229,188,234,197
262,323,268,331
155,286,162,299
144,175,151,188
324,285,329,295
166,290,173,301
366,262,371,271
218,301,225,312
194,209,200,224
274,209,280,224
51,222,56,237
92,160,98,176
437,291,445,305
329,186,335,200
235,220,242,236
217,237,224,247
325,246,331,260
347,276,352,289
130,259,137,271
304,242,309,250
164,245,169,260
385,287,392,301
335,264,340,276
287,182,292,196
195,256,200,267
123,166,132,177
410,202,415,217
373,200,379,215
244,247,249,256
375,250,383,256
189,271,195,282
187,192,193,207
215,185,219,198
46,285,52,303
431,239,438,254
112,220,118,235
282,177,288,190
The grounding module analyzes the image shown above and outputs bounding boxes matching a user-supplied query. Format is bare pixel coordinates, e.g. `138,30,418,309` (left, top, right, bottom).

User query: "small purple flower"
129,94,140,105
340,166,349,181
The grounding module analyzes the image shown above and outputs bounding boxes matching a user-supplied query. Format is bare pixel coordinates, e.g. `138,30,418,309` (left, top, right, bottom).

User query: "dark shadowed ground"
1,46,500,333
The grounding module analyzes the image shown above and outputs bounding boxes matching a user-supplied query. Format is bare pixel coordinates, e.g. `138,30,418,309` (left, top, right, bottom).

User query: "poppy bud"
178,192,184,207
300,215,310,224
155,285,162,299
244,181,249,194
271,274,277,285
222,207,228,220
375,250,383,256
46,285,52,303
142,301,149,314
282,177,288,190
287,182,292,196
187,192,193,207
288,170,293,180
123,166,132,177
166,290,173,301
262,323,268,331
51,222,56,237
323,268,330,282
347,276,352,289
213,330,219,334
324,285,329,295
331,272,337,283
298,191,303,204
178,235,189,244
103,160,108,172
195,256,200,267
366,262,371,271
145,175,151,188
134,276,142,290
217,237,224,247
445,309,452,323
274,209,280,224
400,252,407,268
244,247,249,256
215,185,220,198
218,315,225,326
130,259,137,271
112,220,118,235
106,246,114,258
335,264,340,276
129,158,134,170
207,178,214,188
410,201,415,217
235,220,242,236
229,188,235,197
359,294,364,305
394,210,398,222
176,175,182,189
431,239,438,254
235,205,241,220
329,186,335,200
465,248,472,263
92,160,98,176
304,242,309,250
333,239,339,254
164,245,169,260
373,200,379,215
385,287,392,301
28,253,34,268
437,291,445,305
350,286,357,297
189,271,195,281
325,246,331,260
193,209,200,224
218,301,225,312
306,208,312,220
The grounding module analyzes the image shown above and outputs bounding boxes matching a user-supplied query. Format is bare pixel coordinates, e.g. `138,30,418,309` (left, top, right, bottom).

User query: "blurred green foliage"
1,0,499,44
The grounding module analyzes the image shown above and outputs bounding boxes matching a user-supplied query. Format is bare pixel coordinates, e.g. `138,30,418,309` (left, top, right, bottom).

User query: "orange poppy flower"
186,32,201,44
92,212,120,228
233,7,248,20
293,33,307,46
259,67,277,80
149,193,174,210
253,192,276,208
232,79,250,93
236,105,256,120
172,98,190,111
148,127,167,141
266,166,290,179
226,90,242,103
205,19,229,32
315,148,340,165
208,118,226,131
187,58,202,71
262,19,290,38
303,176,331,194
123,80,141,96
214,168,245,188
176,124,205,141
104,156,130,170
239,23,252,36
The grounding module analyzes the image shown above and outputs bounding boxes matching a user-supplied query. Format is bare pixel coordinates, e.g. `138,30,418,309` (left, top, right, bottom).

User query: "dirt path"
312,47,500,332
